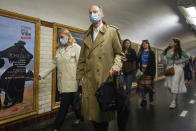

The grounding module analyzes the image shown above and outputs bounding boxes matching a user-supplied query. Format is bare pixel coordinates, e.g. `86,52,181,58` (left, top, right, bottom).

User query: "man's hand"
109,68,119,76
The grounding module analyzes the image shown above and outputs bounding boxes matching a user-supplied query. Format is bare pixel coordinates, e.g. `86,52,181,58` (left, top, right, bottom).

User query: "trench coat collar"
84,21,107,50
58,43,76,55
86,21,107,36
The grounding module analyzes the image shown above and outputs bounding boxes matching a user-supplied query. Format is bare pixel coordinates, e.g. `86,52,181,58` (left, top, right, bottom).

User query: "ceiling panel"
0,0,195,55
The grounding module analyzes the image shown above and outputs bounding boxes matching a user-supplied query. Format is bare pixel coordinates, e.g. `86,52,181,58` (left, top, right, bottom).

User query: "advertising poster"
0,10,40,124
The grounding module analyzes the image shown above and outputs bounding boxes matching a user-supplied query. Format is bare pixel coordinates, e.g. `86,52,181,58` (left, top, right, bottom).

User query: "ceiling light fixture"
186,7,196,17
184,7,196,25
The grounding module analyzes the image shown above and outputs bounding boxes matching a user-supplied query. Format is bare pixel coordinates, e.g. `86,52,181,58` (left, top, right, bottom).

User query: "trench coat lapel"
83,26,93,49
83,35,93,49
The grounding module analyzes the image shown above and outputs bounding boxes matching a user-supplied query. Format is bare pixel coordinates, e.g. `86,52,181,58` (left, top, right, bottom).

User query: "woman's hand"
37,75,41,80
174,61,180,65
122,58,127,62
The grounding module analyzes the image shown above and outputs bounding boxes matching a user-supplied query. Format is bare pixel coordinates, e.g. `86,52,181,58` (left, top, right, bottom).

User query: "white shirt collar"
93,22,103,33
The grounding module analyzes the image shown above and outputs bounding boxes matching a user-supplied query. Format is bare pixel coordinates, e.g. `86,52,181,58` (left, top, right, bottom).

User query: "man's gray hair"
98,5,103,13
91,5,103,13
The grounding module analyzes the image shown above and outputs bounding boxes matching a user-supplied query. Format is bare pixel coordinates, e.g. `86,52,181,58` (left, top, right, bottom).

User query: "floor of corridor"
20,79,196,131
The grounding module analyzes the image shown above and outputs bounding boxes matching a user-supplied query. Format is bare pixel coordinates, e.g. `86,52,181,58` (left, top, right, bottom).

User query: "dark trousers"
53,92,82,130
92,121,108,131
143,88,154,100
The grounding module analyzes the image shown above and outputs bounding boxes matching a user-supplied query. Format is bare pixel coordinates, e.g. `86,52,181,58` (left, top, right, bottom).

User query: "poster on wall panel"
52,23,85,109
0,9,40,124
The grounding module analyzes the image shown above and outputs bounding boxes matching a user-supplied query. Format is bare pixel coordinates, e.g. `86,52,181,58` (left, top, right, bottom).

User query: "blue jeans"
119,73,133,98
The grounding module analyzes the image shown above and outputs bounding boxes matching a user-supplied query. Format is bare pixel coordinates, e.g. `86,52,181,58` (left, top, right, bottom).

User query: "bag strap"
109,72,119,89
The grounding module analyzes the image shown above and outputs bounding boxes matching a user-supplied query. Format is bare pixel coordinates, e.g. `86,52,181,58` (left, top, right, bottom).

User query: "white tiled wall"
38,26,53,114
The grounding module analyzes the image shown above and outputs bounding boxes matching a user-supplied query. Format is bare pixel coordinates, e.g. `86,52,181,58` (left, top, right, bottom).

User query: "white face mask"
60,38,67,45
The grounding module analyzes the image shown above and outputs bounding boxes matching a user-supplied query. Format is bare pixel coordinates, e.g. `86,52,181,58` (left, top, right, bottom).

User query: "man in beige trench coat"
76,5,124,131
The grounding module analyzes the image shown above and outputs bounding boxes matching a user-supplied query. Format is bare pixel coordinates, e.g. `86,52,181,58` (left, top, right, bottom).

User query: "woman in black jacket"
121,39,137,98
137,40,156,107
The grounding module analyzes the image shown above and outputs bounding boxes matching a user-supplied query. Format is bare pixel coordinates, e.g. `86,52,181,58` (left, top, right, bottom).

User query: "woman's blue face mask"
60,38,67,45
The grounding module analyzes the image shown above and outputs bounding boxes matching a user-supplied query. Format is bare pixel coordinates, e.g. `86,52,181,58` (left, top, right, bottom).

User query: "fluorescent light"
186,17,196,25
192,18,196,25
186,7,196,17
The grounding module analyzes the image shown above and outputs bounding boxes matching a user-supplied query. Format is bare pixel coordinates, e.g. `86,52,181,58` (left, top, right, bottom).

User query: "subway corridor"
19,79,196,131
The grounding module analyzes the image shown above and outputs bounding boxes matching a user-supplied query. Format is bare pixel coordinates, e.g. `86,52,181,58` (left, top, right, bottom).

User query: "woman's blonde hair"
57,28,76,48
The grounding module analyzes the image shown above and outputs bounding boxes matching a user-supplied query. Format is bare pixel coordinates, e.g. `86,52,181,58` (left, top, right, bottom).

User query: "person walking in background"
192,56,196,78
136,40,156,107
121,39,137,99
163,37,189,109
38,28,82,131
184,57,193,87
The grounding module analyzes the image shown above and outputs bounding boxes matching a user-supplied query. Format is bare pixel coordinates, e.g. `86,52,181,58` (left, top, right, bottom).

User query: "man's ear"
100,12,104,18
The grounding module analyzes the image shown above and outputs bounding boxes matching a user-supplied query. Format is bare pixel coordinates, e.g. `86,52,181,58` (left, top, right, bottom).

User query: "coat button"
97,69,99,72
99,57,102,59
